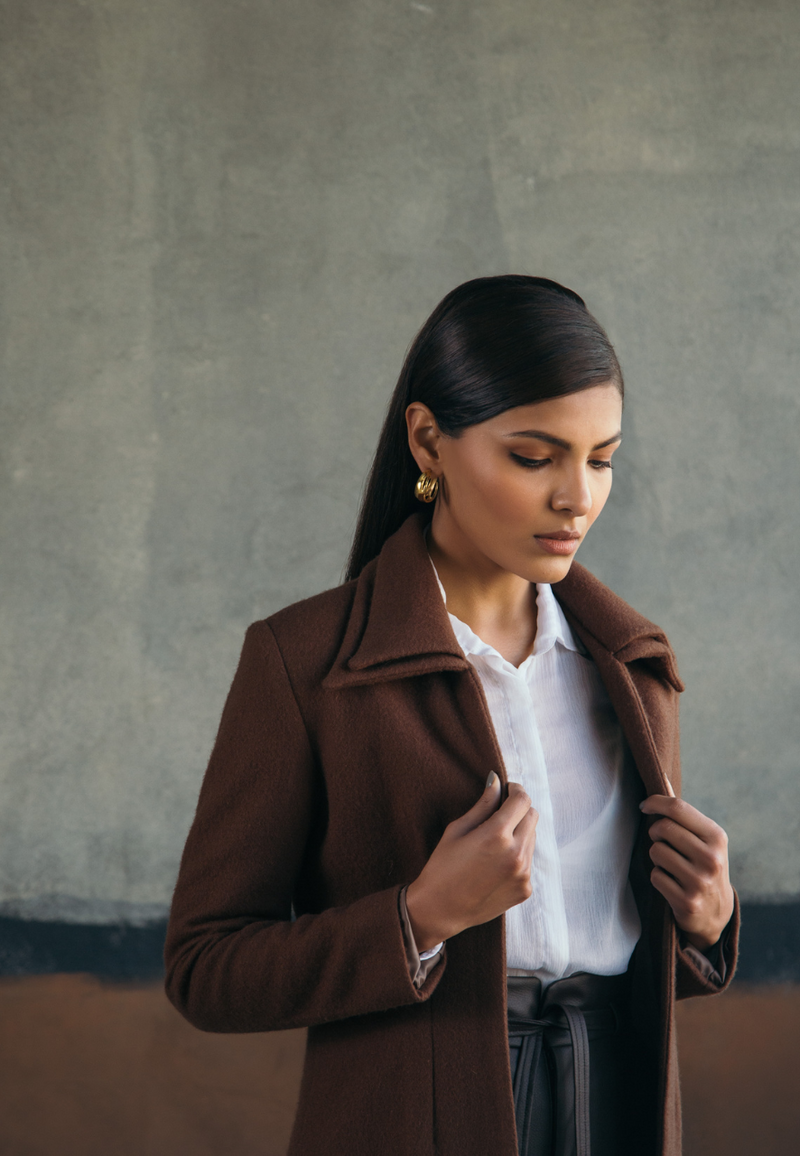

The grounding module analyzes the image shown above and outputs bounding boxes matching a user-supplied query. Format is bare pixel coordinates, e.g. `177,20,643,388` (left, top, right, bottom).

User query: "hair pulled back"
345,274,622,581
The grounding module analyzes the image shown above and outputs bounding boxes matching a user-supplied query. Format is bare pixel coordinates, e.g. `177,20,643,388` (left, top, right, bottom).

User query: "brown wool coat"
165,511,740,1156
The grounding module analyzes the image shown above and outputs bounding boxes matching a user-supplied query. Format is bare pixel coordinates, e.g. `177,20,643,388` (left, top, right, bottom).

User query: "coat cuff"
680,936,726,985
675,890,740,999
398,886,445,989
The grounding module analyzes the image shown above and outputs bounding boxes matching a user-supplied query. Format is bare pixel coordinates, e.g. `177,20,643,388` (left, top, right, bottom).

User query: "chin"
525,554,576,586
547,558,576,585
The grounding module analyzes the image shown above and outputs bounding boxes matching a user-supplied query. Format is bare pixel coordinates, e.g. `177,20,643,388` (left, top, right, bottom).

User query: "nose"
551,465,593,517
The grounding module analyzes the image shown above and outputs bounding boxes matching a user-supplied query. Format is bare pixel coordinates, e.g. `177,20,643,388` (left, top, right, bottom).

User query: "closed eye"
510,453,549,469
511,453,614,471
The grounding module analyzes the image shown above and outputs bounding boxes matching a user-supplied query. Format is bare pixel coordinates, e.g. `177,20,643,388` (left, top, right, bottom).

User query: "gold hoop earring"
414,471,439,503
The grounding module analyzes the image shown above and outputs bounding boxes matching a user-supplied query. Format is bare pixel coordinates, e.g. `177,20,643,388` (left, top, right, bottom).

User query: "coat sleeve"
164,621,445,1033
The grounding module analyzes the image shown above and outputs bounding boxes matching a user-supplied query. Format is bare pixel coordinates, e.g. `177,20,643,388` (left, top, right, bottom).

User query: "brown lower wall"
1,976,798,1155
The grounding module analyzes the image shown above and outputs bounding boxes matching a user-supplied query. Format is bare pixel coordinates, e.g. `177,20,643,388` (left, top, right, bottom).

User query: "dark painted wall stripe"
733,902,800,984
0,902,798,983
0,917,168,981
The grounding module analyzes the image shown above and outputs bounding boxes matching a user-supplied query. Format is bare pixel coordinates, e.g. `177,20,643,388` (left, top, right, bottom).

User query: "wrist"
679,889,734,953
681,928,720,952
405,879,453,952
680,910,731,953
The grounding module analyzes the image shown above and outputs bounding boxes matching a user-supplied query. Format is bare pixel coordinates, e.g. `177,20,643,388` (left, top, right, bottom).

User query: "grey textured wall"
1,0,798,925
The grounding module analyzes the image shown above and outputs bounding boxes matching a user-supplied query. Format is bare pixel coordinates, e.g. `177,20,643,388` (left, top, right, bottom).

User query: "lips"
534,530,581,556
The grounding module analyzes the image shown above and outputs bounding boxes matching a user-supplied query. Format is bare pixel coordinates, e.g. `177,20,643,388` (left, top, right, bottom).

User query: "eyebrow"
504,429,622,451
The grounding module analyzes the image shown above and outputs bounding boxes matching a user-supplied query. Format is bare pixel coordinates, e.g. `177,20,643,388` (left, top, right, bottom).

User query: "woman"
165,275,739,1156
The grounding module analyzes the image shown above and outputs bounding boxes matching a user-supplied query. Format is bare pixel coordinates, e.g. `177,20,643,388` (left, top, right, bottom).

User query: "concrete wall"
1,0,798,927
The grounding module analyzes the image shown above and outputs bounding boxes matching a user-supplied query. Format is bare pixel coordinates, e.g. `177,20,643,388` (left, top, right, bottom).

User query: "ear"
405,402,444,474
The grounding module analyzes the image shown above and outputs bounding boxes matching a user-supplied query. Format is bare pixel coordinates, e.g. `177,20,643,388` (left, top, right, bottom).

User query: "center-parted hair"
345,274,623,581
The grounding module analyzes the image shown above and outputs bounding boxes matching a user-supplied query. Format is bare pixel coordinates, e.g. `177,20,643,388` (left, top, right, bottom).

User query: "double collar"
323,513,683,693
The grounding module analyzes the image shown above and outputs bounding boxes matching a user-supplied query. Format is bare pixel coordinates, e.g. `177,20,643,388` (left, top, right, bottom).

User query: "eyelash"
510,453,614,471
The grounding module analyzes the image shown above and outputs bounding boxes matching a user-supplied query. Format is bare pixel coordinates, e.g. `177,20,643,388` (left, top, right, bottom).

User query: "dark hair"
345,274,623,581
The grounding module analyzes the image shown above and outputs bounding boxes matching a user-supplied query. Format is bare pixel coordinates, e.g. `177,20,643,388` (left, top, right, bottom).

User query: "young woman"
165,276,739,1156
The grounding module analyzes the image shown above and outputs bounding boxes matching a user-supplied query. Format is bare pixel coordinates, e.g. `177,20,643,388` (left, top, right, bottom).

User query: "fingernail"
486,771,498,790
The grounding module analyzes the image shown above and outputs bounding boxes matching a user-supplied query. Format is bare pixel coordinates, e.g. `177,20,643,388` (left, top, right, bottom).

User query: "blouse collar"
427,551,584,673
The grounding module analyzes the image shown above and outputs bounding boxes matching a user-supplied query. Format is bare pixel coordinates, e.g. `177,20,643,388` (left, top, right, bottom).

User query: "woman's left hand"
639,795,735,952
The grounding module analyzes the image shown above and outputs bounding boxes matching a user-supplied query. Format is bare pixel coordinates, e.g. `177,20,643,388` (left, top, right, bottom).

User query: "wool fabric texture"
164,511,740,1156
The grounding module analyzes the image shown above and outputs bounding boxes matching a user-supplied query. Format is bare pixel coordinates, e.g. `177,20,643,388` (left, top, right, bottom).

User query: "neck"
427,516,538,667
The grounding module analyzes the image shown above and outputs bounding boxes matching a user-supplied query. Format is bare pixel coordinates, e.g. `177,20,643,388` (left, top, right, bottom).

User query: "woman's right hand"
405,774,538,952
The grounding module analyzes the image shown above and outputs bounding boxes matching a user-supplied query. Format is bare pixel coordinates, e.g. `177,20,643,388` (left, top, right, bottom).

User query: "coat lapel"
553,565,683,799
322,513,471,689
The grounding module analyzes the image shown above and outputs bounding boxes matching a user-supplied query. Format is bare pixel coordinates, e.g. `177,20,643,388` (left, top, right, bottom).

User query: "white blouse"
427,566,643,987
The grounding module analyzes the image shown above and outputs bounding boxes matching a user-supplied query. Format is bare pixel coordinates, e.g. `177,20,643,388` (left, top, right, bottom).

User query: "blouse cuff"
679,925,729,987
398,885,445,989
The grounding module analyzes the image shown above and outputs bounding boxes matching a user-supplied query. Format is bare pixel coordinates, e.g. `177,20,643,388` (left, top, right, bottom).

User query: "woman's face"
407,383,623,585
